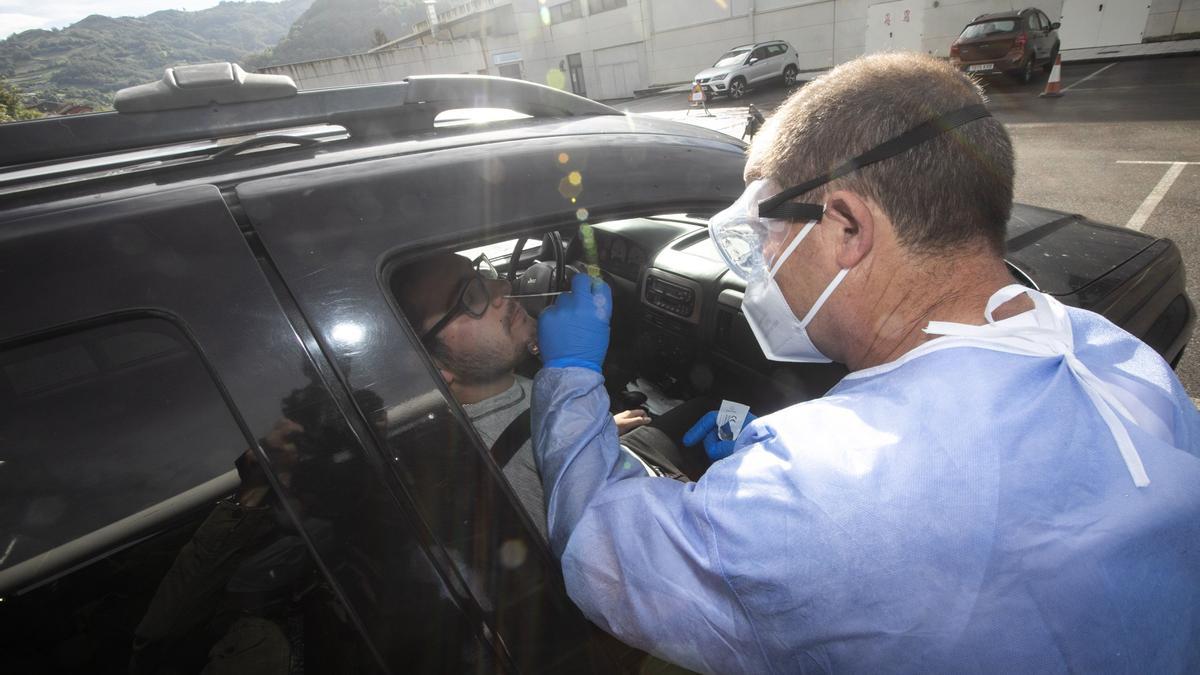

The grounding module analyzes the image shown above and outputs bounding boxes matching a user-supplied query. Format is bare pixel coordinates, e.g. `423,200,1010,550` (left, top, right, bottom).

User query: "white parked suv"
693,40,801,100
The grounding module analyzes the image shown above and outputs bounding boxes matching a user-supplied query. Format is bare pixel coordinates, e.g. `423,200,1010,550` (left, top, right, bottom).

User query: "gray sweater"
461,376,548,542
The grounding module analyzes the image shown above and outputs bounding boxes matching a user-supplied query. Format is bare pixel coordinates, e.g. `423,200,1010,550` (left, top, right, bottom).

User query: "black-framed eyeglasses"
421,256,501,343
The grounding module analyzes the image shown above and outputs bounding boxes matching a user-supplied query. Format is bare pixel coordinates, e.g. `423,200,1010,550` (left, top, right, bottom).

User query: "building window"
549,0,582,24
588,0,627,14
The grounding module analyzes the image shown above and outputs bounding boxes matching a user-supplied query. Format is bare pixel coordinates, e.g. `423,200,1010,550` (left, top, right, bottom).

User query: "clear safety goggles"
709,104,994,281
708,179,822,282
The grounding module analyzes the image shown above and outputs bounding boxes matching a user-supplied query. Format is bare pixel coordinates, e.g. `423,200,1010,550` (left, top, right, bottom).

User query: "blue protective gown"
530,291,1200,674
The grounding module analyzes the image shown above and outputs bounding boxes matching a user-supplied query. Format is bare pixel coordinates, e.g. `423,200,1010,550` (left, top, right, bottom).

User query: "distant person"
741,103,765,141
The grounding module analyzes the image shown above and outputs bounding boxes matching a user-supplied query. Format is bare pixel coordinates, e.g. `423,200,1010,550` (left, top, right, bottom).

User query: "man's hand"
683,410,758,461
236,418,304,506
613,408,650,435
537,272,612,372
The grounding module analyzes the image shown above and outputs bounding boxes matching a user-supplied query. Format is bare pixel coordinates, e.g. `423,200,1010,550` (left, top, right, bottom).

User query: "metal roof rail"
0,65,620,170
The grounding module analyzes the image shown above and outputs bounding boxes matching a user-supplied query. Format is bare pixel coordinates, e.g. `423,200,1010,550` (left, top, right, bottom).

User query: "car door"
1040,11,1058,53
746,46,772,83
237,149,623,674
1028,12,1049,60
767,44,788,75
236,125,749,671
0,185,454,673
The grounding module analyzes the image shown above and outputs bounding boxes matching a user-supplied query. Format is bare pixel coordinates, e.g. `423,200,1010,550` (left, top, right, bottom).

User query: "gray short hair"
748,53,1014,256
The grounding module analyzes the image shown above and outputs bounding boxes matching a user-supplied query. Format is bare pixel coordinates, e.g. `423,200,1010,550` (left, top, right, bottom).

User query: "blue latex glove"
538,272,612,372
683,410,758,461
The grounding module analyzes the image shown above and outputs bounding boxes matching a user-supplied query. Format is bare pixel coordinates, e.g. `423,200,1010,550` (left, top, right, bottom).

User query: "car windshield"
713,49,750,67
961,20,1018,38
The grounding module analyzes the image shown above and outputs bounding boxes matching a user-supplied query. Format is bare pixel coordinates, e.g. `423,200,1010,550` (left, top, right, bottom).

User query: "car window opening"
961,20,1018,38
386,214,819,541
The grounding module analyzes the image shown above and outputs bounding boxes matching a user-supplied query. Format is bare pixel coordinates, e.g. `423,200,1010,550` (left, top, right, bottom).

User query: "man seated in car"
392,252,710,541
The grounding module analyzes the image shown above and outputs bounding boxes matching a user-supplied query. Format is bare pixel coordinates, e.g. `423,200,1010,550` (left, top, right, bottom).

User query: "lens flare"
540,6,550,24
545,68,566,89
558,176,582,200
557,152,570,164
568,170,582,186
575,207,589,221
499,539,528,569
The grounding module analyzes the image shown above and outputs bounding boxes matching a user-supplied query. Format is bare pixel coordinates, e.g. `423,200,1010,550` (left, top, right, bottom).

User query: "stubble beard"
442,336,532,386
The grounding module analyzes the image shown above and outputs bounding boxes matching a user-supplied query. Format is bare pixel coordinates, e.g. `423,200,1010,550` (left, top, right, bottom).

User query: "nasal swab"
579,223,602,288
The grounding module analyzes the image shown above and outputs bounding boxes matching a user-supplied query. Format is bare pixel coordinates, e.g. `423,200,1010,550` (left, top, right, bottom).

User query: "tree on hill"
0,78,41,122
0,0,312,109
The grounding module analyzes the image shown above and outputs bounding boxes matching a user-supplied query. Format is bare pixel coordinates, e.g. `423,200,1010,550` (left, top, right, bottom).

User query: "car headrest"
538,233,557,261
564,230,583,261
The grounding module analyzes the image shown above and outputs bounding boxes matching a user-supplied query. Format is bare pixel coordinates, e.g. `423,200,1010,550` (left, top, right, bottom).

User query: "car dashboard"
576,216,848,414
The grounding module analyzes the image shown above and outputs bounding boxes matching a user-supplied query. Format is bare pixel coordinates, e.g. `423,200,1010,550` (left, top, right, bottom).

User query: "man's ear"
436,364,456,387
822,189,875,269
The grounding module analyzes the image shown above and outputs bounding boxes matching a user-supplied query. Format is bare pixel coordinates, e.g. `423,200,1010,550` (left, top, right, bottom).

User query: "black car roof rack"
0,63,620,169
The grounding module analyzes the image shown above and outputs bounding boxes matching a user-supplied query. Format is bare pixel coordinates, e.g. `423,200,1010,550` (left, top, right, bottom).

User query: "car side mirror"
747,57,759,65
1050,21,1060,29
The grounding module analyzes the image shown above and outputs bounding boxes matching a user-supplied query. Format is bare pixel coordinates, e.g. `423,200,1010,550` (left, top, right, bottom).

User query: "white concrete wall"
1146,0,1200,37
752,0,868,70
510,0,650,97
260,39,498,89
646,11,752,85
651,0,747,32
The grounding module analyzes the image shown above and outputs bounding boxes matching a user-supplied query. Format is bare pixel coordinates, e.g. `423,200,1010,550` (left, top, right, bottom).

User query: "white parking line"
1117,160,1200,165
1061,63,1116,92
1124,162,1187,232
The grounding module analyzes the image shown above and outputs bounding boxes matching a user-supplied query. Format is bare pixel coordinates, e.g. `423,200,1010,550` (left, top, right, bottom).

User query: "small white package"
716,400,751,441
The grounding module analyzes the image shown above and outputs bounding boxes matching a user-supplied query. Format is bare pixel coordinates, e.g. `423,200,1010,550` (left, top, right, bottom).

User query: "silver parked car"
693,40,801,100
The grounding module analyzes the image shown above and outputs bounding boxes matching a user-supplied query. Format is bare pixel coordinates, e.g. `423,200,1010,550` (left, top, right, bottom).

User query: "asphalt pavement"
618,55,1200,396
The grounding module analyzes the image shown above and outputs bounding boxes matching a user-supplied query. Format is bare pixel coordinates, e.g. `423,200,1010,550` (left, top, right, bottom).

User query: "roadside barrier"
688,83,713,117
1040,54,1064,98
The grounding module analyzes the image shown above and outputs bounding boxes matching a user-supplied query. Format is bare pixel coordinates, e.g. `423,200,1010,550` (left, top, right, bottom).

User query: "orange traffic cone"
1040,54,1063,98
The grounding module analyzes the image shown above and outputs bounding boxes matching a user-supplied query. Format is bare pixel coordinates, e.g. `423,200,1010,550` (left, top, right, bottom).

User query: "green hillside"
248,0,427,68
0,0,313,110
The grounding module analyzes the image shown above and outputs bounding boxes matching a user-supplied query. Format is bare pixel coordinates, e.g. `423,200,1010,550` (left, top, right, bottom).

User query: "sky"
1,0,287,36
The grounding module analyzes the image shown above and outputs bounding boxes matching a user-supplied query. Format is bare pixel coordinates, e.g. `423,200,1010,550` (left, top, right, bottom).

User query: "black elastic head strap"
758,104,992,219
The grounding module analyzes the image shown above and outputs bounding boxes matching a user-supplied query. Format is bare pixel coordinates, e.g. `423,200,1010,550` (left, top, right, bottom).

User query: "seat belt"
490,409,532,468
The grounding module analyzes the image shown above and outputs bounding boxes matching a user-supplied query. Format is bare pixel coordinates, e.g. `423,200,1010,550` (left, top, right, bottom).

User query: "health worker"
530,53,1200,674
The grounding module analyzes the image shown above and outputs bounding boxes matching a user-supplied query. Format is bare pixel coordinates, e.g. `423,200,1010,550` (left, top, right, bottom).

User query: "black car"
949,7,1061,83
0,63,1191,674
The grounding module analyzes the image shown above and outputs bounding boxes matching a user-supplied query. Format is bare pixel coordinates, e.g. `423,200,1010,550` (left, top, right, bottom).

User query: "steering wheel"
511,232,576,316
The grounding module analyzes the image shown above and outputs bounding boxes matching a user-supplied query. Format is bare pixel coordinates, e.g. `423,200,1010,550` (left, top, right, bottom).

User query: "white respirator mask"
709,104,994,363
709,180,845,362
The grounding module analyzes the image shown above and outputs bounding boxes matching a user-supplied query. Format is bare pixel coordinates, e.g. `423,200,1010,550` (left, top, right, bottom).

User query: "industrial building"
259,0,1198,100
